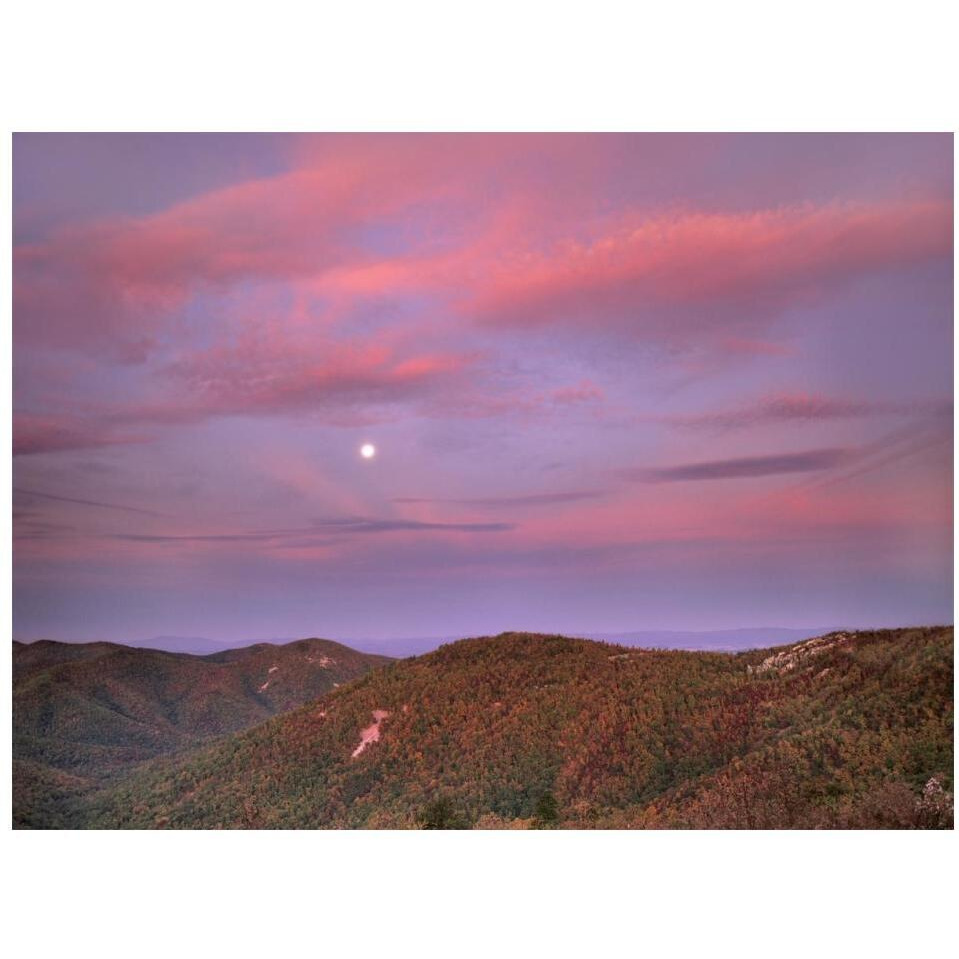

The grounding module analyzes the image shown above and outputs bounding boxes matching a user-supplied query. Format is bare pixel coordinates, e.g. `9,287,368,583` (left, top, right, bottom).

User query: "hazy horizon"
16,622,843,643
13,133,953,641
16,621,953,659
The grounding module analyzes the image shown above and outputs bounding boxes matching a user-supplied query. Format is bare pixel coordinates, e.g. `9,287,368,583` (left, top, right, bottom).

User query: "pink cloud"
720,337,796,357
15,132,951,369
13,140,952,461
470,200,952,340
15,331,600,452
13,146,439,359
159,333,479,421
550,380,605,404
12,135,585,360
12,412,145,457
662,392,951,432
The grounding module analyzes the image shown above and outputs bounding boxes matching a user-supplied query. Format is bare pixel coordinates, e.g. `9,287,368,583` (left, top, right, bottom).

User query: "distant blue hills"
19,626,838,657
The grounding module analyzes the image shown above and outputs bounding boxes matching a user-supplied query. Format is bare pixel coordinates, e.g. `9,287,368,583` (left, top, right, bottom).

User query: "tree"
417,795,470,829
532,791,559,828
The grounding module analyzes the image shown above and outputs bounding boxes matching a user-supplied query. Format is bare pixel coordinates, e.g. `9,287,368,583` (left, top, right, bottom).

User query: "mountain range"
13,637,390,827
20,625,837,658
13,626,953,829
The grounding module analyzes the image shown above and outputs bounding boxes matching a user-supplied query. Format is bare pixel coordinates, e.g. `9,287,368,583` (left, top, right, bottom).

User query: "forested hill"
77,626,953,830
13,637,392,827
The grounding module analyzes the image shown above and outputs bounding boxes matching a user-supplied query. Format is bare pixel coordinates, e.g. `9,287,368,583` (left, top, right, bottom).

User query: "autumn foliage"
19,626,949,830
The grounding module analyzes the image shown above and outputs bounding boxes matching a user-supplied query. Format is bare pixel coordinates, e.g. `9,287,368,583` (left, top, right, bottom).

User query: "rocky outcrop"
747,632,857,675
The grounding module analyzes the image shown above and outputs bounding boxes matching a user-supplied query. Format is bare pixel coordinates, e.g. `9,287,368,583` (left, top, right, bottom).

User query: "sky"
12,133,954,644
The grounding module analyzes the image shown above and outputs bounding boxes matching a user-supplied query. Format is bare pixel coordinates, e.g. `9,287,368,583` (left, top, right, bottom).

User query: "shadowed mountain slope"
75,626,952,830
13,637,392,826
13,639,126,682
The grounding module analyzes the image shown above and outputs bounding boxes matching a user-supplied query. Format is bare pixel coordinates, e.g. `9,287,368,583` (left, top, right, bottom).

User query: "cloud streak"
13,486,162,516
393,490,605,509
13,413,145,457
660,394,953,432
309,517,516,534
628,448,851,483
110,516,517,544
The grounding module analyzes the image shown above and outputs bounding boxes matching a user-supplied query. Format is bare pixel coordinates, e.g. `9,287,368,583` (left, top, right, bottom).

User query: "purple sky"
12,134,953,644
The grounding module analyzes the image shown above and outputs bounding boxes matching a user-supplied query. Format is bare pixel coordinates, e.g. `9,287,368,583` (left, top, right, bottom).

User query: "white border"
2,1,957,132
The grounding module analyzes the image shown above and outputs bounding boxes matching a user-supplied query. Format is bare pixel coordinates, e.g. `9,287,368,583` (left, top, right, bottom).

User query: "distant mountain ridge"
133,635,236,655
17,626,838,657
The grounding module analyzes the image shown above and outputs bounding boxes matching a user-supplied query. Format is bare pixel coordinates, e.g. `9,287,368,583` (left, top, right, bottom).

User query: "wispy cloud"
13,486,162,517
661,394,952,433
160,337,480,423
113,532,292,543
393,490,605,509
798,418,953,491
627,448,851,483
110,516,516,544
309,517,515,533
13,413,144,456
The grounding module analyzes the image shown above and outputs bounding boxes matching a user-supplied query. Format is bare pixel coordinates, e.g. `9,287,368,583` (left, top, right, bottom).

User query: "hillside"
74,626,953,830
13,639,126,682
13,637,391,827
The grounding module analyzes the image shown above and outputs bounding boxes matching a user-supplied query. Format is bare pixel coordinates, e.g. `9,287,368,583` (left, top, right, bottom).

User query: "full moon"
360,443,376,459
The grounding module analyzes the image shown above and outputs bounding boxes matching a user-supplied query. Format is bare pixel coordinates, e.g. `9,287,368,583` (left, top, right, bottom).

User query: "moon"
360,443,376,459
